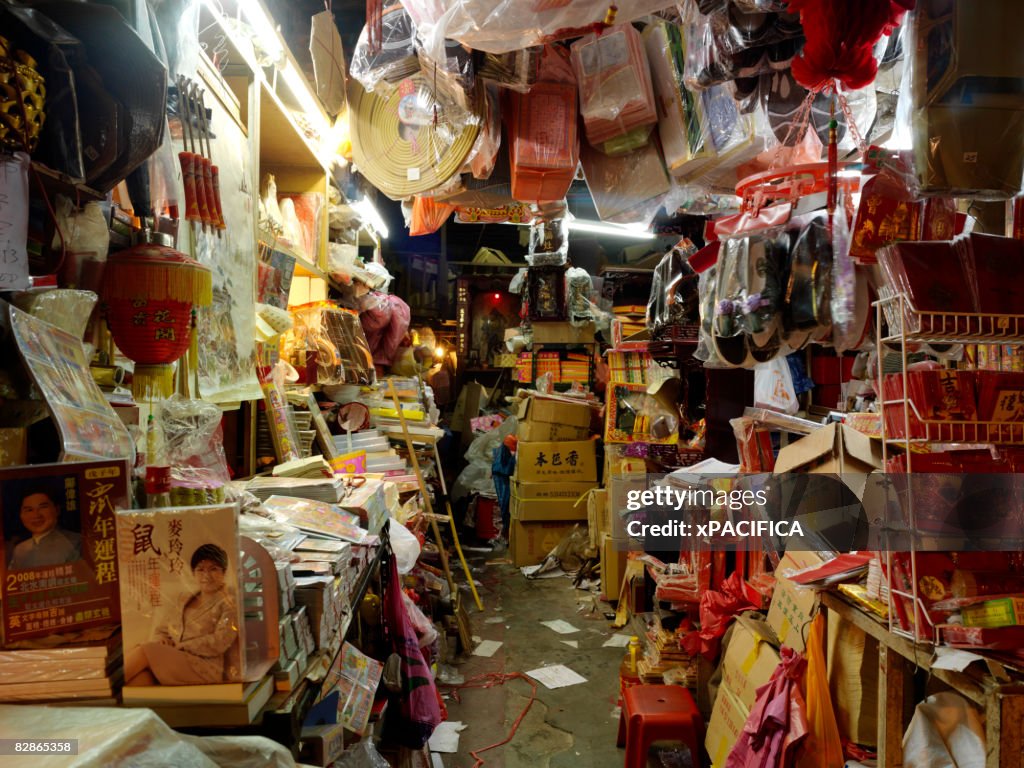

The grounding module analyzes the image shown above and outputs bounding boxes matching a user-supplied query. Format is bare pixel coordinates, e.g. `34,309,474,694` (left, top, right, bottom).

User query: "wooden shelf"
259,81,325,172
30,161,103,202
821,591,1024,767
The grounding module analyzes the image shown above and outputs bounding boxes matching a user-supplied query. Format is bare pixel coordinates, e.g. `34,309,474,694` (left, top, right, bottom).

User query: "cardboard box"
767,550,824,652
299,723,347,767
516,395,593,429
511,480,594,522
510,520,577,567
720,614,781,710
600,533,628,598
705,686,749,768
606,472,647,540
827,614,879,748
0,428,26,467
517,420,591,442
773,422,883,499
514,439,597,483
587,488,609,546
531,321,596,344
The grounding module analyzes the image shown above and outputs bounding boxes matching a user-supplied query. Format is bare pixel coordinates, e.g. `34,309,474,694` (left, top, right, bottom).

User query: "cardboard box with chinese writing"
719,613,781,710
510,520,577,567
1,459,130,644
586,488,608,547
514,439,598,483
827,613,879,747
511,480,595,522
705,685,749,768
517,420,591,442
766,550,824,652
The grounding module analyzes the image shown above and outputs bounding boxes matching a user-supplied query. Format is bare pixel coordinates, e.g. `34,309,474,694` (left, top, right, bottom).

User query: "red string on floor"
439,671,539,768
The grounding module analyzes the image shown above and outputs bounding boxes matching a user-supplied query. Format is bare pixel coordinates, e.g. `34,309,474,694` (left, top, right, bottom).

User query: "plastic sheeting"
0,705,297,768
401,0,679,58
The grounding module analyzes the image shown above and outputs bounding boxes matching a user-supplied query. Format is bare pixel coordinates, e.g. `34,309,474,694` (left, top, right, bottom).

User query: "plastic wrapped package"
644,19,718,178
478,46,541,92
647,239,700,333
452,415,517,501
181,734,298,768
403,0,691,60
830,189,861,353
289,303,376,385
0,705,224,767
358,291,411,369
566,267,594,326
157,396,231,503
350,73,483,200
416,36,476,99
570,25,658,154
508,46,579,203
687,86,765,191
51,196,110,291
456,86,501,181
11,288,97,339
710,228,789,367
278,193,324,265
350,6,418,92
526,217,568,266
906,0,1024,198
580,138,670,225
337,739,391,768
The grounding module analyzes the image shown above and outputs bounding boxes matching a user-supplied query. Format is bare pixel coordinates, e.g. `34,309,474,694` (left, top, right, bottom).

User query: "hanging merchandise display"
350,74,483,199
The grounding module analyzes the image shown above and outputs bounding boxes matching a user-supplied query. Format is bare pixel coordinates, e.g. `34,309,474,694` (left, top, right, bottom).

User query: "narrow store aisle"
439,554,624,768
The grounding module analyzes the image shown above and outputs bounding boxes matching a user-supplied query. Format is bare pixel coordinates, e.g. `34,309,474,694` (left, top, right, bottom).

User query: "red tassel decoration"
367,0,382,55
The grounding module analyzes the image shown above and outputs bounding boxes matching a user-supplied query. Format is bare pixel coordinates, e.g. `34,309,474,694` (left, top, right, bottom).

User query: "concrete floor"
438,553,625,768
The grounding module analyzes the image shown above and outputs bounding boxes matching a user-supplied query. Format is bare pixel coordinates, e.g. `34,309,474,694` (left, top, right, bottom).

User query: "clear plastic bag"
52,195,110,291
404,0,687,61
288,303,376,386
647,239,700,333
580,139,670,225
350,6,418,92
157,396,232,500
830,189,859,353
566,267,594,326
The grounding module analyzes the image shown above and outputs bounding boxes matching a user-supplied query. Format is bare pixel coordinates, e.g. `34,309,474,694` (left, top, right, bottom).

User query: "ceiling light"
566,219,656,240
354,198,389,239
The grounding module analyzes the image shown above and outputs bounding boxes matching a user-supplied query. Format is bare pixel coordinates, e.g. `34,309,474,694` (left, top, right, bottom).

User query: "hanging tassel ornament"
827,95,838,218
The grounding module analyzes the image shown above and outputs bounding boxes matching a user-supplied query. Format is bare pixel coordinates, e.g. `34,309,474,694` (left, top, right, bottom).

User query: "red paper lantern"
102,238,212,398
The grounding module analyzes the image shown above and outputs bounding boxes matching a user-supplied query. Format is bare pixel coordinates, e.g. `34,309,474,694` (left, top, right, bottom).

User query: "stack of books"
0,630,122,703
245,476,346,504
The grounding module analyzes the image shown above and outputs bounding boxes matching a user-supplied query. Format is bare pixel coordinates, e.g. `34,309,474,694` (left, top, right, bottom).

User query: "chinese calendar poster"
0,459,129,644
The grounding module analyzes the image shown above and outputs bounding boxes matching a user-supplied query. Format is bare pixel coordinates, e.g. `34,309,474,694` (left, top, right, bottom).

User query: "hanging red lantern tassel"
787,0,914,92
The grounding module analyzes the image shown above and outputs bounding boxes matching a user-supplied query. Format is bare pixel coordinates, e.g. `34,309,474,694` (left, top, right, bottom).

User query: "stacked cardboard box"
511,396,598,566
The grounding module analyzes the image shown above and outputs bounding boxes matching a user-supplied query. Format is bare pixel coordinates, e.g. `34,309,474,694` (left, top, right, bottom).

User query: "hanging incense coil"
0,36,46,153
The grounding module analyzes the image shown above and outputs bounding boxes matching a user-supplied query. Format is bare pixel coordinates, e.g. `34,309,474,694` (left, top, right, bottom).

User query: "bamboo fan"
350,75,482,199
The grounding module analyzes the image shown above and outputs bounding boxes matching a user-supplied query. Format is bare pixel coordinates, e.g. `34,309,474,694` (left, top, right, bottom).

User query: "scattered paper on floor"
521,564,564,579
473,639,503,657
602,633,633,647
484,616,505,624
541,619,579,634
561,640,579,649
428,720,466,753
527,664,588,689
431,753,445,768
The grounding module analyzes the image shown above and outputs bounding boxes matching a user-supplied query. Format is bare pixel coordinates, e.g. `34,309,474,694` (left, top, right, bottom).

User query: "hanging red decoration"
787,0,915,91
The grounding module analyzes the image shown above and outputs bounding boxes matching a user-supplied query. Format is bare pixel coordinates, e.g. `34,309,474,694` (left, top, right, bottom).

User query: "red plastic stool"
616,684,704,768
